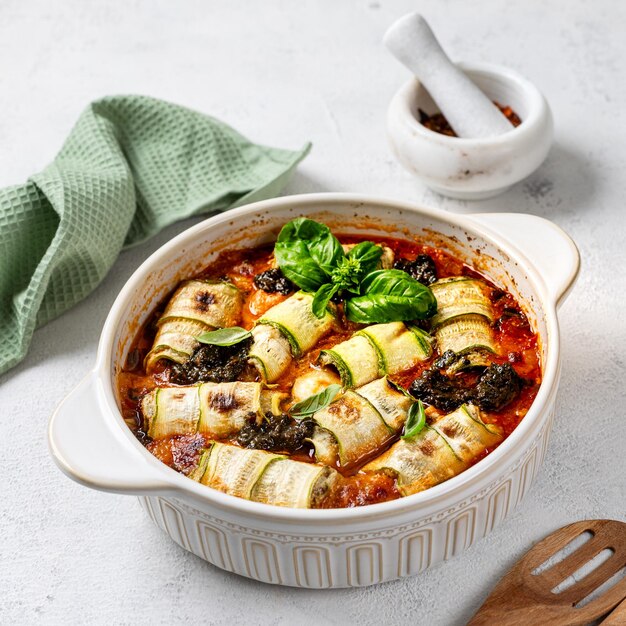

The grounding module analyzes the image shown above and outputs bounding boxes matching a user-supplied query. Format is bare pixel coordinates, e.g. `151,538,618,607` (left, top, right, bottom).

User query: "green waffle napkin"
0,95,310,375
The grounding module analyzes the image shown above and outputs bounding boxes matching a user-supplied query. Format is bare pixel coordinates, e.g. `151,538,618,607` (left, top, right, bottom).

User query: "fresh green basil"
274,218,345,291
289,383,342,418
323,241,384,297
312,283,340,318
196,326,252,346
346,241,384,283
401,400,426,440
345,269,437,323
359,269,436,301
273,219,437,324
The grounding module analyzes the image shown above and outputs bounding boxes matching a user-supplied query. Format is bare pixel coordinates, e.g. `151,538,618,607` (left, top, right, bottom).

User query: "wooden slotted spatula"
602,597,626,624
468,520,626,625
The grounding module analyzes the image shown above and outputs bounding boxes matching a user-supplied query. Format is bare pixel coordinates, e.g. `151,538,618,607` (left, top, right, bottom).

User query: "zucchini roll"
141,382,284,439
319,334,379,389
145,280,243,371
310,377,411,468
319,322,433,388
252,458,337,508
363,404,503,495
430,277,495,360
249,291,337,382
356,377,413,431
192,443,283,499
141,386,200,439
247,324,293,383
191,443,337,508
432,403,503,462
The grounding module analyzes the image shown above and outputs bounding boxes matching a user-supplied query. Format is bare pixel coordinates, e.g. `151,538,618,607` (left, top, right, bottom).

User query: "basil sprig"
311,241,384,318
274,218,437,324
289,384,342,418
197,326,252,346
401,400,427,440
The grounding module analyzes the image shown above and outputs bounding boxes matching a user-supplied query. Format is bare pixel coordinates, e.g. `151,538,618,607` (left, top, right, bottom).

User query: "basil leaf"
345,294,419,323
347,241,384,276
197,326,252,346
402,400,426,440
345,269,437,323
274,218,344,291
290,383,342,418
312,283,339,318
273,240,328,292
360,269,436,303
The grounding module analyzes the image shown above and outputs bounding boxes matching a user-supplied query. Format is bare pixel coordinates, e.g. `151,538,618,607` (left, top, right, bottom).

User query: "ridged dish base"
138,406,553,588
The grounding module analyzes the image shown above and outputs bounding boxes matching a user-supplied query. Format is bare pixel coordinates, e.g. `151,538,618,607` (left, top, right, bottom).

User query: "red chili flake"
418,101,522,137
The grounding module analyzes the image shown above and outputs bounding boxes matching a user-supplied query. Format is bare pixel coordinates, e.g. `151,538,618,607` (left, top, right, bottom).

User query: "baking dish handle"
469,212,580,307
49,373,174,495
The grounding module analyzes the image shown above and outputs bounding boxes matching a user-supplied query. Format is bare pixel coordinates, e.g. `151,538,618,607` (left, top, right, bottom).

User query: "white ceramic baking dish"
48,193,579,588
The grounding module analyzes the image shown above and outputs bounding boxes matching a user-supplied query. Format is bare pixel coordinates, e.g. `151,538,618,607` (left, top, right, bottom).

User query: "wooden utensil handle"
601,597,626,624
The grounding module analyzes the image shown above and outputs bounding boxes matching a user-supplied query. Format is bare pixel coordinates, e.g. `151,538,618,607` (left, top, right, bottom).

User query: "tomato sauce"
117,234,541,508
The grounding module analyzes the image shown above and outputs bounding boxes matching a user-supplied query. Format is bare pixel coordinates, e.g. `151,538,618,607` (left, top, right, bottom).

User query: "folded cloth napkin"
0,95,310,375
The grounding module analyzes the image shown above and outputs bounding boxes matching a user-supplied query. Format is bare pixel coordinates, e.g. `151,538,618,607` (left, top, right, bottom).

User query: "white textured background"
1,1,625,624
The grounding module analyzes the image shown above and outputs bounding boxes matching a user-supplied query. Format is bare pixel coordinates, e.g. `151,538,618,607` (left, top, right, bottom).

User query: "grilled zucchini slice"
197,382,263,437
359,322,433,376
432,403,503,462
142,386,200,439
141,382,283,439
247,324,293,383
318,334,380,388
145,280,243,371
430,277,495,359
249,291,336,382
256,291,336,357
363,426,464,496
435,314,496,356
310,385,402,468
319,322,433,389
363,403,503,495
191,443,283,499
191,443,338,508
251,459,337,508
356,377,413,431
430,277,494,328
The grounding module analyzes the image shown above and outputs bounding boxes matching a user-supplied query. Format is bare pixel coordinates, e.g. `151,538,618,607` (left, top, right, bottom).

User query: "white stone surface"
1,1,624,624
